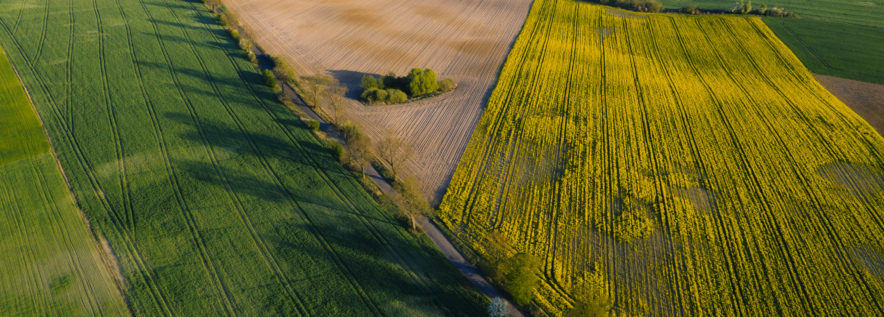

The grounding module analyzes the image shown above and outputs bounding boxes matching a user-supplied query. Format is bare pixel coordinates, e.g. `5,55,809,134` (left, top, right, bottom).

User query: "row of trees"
587,0,794,17
590,0,663,13
679,0,795,17
360,68,456,105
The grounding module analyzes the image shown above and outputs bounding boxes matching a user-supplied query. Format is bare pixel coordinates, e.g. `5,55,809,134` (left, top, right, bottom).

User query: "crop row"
439,1,884,315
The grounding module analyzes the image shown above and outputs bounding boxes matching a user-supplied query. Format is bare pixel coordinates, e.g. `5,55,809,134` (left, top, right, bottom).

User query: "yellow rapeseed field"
439,0,884,315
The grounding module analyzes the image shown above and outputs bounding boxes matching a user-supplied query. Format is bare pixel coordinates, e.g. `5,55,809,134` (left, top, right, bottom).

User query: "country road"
276,79,524,317
235,29,524,314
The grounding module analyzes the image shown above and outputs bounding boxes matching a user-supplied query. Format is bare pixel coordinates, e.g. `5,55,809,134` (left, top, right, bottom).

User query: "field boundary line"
0,13,173,317
3,41,133,315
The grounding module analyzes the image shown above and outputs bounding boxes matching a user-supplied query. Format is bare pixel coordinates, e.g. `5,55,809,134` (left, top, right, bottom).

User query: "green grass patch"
0,45,128,316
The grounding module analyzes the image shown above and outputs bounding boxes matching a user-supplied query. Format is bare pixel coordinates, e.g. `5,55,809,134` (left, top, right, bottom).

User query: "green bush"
359,69,454,103
407,68,438,97
438,78,456,92
381,72,402,90
386,89,408,104
360,88,388,104
306,120,320,131
229,29,241,41
594,0,662,12
360,75,379,90
330,142,345,162
499,253,539,306
216,13,228,25
262,69,280,93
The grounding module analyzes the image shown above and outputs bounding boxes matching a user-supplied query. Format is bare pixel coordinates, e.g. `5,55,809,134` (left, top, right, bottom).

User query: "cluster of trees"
589,0,663,13
731,0,795,16
481,232,540,307
360,68,456,105
585,0,794,16
205,0,435,238
680,0,795,17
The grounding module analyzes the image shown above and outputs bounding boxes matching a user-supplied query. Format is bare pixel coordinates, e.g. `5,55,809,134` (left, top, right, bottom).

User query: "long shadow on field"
261,220,486,315
144,1,194,11
163,112,403,225
139,31,229,50
163,112,342,174
136,60,279,103
328,70,382,100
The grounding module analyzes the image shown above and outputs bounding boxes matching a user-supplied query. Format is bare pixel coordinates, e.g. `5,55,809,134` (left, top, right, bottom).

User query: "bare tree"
305,72,331,108
377,133,413,182
327,80,347,125
391,177,431,232
341,123,371,180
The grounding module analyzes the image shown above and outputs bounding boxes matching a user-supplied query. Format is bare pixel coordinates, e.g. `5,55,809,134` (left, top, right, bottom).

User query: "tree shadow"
162,112,402,225
327,69,382,100
260,220,487,316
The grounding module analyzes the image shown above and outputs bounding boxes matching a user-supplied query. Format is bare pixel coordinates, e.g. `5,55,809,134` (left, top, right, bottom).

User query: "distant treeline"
674,0,796,17
585,0,795,17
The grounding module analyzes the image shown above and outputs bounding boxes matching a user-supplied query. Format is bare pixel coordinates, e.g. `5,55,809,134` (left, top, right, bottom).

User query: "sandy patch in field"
223,0,534,202
815,74,884,136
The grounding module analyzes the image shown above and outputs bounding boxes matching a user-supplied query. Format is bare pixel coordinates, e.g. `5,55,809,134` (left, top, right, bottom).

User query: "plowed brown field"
815,74,884,136
223,0,534,201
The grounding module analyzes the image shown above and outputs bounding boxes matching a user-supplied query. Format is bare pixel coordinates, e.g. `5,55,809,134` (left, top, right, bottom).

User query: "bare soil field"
223,0,535,202
815,74,884,135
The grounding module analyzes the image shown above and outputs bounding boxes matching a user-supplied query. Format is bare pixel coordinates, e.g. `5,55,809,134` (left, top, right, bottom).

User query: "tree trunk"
410,215,416,232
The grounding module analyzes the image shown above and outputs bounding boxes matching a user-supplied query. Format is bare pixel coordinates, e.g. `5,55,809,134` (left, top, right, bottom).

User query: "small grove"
359,69,456,105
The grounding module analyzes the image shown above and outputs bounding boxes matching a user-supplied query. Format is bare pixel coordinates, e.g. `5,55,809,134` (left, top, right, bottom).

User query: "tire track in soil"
28,159,104,316
91,0,136,262
667,17,762,315
66,0,75,138
10,0,25,34
676,16,812,313
0,14,174,317
453,0,550,230
158,2,316,314
700,18,845,311
711,18,884,310
135,1,241,315
0,180,49,315
622,17,681,314
643,17,731,315
31,0,49,64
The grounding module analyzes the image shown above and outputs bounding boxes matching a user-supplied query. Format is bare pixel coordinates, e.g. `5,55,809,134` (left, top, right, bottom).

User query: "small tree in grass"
488,297,509,317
